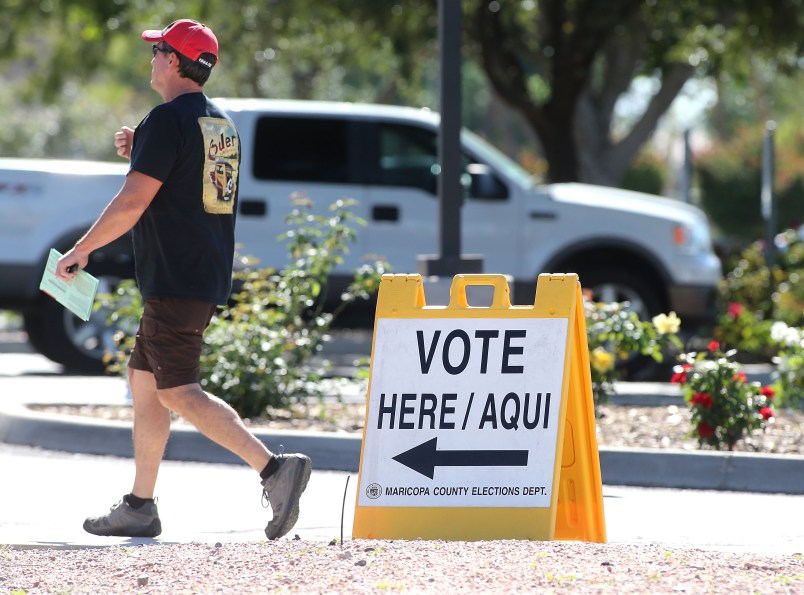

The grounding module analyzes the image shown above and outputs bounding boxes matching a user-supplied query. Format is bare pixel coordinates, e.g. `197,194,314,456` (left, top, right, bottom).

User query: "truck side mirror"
466,163,509,200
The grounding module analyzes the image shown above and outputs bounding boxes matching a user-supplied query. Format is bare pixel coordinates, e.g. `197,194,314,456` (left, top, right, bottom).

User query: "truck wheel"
577,268,664,321
21,312,51,360
23,274,127,374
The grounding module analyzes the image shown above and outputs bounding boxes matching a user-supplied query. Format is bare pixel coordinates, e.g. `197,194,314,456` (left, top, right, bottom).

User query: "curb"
598,447,804,494
2,401,802,495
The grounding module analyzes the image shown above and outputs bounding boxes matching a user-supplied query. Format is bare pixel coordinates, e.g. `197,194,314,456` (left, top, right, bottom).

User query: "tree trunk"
535,112,580,183
471,0,645,184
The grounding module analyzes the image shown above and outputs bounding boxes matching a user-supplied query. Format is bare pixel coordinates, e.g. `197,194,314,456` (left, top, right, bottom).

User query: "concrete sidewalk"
1,374,802,495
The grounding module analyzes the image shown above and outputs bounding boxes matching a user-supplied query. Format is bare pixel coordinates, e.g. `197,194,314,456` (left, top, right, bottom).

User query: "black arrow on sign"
392,437,529,479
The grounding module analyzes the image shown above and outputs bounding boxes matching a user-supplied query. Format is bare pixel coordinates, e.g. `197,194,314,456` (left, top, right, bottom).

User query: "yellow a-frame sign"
352,273,606,542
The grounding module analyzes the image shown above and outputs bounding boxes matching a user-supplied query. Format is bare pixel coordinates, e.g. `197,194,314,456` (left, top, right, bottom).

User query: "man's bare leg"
82,369,168,537
128,368,171,499
157,383,271,472
139,380,310,541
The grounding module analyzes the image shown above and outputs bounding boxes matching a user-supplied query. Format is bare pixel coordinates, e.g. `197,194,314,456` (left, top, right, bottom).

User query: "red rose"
760,407,775,420
708,341,720,352
671,363,692,384
731,373,747,383
727,303,744,319
760,386,775,398
691,392,713,409
697,421,715,437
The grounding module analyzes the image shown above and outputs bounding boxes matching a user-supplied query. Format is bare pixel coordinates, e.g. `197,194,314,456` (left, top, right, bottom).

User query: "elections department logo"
365,483,382,499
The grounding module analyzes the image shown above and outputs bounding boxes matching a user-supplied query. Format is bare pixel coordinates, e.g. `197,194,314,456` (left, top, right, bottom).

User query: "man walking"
57,19,311,540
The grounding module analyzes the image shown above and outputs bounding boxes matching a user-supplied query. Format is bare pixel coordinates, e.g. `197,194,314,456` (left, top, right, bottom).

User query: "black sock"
124,493,153,509
260,456,281,480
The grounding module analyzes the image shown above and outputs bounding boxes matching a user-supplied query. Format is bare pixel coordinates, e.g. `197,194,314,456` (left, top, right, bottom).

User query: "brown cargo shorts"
128,298,217,390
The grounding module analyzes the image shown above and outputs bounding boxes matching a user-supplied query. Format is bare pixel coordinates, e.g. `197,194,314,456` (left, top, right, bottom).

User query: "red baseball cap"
142,19,218,68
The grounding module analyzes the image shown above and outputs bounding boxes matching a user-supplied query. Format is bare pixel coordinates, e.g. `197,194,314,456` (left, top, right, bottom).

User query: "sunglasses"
152,44,173,56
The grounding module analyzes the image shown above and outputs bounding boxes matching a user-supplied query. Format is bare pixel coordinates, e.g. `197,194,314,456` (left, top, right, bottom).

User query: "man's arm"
56,171,162,280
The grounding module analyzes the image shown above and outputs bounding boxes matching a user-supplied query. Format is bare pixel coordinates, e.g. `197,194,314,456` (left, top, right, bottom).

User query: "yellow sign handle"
448,274,512,309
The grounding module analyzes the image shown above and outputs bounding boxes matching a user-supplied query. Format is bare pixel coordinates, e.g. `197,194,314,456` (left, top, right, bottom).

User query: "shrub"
713,227,804,360
717,240,774,317
205,196,388,417
671,341,775,450
771,228,804,326
585,299,682,408
99,196,387,419
97,279,142,373
712,301,774,361
769,321,804,410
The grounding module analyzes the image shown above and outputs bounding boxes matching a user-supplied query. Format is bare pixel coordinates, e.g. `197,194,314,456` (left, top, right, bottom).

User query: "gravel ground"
2,539,803,594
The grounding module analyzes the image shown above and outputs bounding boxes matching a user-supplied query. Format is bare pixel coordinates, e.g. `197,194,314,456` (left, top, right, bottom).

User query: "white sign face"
358,317,568,508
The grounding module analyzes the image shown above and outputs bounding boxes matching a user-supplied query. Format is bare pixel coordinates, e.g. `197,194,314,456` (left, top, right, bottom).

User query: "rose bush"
714,226,804,360
585,299,682,408
769,321,804,409
672,341,775,450
713,299,774,361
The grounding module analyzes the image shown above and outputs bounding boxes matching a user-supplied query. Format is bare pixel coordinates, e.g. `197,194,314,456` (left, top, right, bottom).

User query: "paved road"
2,443,803,555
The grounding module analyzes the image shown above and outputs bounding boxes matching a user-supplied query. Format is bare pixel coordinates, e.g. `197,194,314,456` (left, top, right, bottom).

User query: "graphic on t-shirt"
199,117,239,214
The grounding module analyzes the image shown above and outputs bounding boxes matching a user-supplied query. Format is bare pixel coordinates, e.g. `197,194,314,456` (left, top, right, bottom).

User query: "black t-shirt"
129,93,239,305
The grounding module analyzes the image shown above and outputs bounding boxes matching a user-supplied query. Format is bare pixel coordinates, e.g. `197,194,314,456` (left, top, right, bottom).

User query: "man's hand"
114,126,135,160
56,248,89,281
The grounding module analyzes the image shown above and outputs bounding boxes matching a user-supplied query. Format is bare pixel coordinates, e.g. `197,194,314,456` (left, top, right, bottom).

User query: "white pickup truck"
0,98,722,372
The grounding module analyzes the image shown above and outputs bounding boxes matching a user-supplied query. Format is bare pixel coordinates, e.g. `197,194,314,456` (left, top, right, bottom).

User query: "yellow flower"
652,311,681,335
590,347,615,373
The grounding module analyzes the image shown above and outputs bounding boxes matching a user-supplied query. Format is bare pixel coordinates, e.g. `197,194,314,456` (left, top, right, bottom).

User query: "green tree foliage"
0,0,441,160
210,0,438,103
0,0,134,99
470,0,803,184
710,56,804,141
1,0,801,187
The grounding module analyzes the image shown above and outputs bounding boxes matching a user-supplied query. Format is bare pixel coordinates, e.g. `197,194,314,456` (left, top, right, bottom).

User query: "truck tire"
23,273,128,374
576,267,664,321
21,311,51,361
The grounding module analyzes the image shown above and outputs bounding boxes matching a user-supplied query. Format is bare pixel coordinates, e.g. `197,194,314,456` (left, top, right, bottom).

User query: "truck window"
376,124,439,194
252,117,352,183
375,123,506,199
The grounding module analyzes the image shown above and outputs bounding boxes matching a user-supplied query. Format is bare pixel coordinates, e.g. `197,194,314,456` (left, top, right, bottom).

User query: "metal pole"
438,0,463,265
417,0,482,277
762,121,776,268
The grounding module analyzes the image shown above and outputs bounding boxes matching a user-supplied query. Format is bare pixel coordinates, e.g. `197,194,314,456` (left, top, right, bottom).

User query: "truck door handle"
240,199,267,217
372,205,399,222
529,210,557,220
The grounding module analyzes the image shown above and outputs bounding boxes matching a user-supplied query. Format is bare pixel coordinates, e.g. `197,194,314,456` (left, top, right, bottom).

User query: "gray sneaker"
83,497,162,538
261,453,312,539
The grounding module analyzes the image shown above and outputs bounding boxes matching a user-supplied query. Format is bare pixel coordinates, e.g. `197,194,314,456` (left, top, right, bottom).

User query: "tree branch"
473,1,548,134
611,62,694,167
